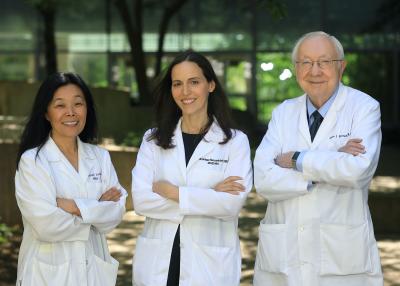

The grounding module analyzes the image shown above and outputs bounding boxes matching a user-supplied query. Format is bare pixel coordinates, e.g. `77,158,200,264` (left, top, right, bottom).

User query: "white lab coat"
253,84,383,286
131,119,252,286
15,136,127,286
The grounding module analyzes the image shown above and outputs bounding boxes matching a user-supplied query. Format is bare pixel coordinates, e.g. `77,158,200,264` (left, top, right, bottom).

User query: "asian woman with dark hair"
131,51,253,286
16,72,97,166
15,72,127,286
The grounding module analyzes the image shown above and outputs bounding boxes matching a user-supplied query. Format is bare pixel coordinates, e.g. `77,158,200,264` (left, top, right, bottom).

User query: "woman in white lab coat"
15,72,127,286
131,51,253,286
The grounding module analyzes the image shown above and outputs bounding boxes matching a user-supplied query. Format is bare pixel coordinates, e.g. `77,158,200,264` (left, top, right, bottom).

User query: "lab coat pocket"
133,235,170,286
87,255,119,286
191,243,238,286
320,222,372,275
29,258,71,286
256,223,288,275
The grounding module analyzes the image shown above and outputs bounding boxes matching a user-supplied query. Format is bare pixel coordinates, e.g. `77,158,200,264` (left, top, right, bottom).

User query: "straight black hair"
149,50,234,149
16,72,97,168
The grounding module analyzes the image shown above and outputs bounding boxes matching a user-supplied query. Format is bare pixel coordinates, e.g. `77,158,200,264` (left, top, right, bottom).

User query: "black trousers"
166,225,180,286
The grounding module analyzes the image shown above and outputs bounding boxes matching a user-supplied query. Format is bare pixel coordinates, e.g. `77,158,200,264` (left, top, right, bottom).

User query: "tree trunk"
37,4,57,76
114,0,151,105
154,0,188,77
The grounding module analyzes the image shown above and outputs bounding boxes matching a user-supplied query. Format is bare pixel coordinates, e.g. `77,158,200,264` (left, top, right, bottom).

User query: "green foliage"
344,52,394,122
26,0,57,10
256,52,302,121
229,97,247,111
121,131,145,147
0,220,13,245
257,53,302,100
0,55,32,80
344,52,392,97
222,53,301,122
66,54,108,87
254,51,395,123
226,61,248,94
263,0,288,20
258,101,280,122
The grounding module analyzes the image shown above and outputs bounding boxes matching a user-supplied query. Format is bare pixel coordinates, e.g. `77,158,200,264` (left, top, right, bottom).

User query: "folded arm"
73,150,127,233
16,153,90,242
302,102,381,189
177,132,253,220
254,108,309,202
132,132,180,220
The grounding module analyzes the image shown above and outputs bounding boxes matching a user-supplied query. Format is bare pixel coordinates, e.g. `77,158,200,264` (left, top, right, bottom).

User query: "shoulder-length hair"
16,72,97,168
149,50,233,149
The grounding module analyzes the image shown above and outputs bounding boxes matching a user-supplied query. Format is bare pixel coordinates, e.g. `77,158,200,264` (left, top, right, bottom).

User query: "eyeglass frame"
295,59,344,70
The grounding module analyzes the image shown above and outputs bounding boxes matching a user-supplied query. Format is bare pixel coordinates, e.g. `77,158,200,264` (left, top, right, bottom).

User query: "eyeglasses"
295,59,343,71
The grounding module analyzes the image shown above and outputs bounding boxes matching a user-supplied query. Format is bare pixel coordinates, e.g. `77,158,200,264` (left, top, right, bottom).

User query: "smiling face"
295,35,346,108
171,61,215,121
46,84,87,143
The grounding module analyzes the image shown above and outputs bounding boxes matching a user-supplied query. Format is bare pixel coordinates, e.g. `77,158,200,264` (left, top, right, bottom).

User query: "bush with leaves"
0,220,12,245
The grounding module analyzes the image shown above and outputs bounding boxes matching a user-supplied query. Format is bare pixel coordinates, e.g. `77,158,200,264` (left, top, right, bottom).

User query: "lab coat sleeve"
254,105,309,202
131,131,179,220
302,100,381,189
179,131,253,220
74,149,127,234
15,152,90,242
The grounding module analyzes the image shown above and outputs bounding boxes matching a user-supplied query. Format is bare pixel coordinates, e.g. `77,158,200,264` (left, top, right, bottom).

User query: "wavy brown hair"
148,50,234,149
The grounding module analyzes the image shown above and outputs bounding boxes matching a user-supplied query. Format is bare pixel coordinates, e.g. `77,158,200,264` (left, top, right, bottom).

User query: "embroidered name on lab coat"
329,132,351,140
88,172,102,181
199,158,228,165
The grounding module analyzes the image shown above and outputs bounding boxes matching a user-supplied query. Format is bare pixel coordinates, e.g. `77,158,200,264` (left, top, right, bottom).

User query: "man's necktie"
309,110,323,142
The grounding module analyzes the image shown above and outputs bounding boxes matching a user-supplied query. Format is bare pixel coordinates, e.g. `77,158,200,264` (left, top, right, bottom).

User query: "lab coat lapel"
77,138,97,183
43,136,96,186
297,95,311,145
172,119,188,182
312,84,347,147
186,120,224,171
43,137,83,185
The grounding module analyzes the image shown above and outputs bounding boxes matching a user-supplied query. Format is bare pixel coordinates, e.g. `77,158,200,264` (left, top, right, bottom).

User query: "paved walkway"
107,191,400,286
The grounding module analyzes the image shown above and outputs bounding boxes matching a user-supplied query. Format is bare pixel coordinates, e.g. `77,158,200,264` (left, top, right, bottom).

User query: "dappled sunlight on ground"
378,237,400,286
371,176,400,194
107,212,144,286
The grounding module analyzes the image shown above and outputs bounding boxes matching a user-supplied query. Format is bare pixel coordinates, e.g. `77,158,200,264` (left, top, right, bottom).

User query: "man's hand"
99,187,122,202
214,176,245,195
338,138,366,156
153,181,179,202
275,151,295,169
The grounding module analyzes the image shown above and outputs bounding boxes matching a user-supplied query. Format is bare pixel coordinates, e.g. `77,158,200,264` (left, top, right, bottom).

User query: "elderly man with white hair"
253,31,383,286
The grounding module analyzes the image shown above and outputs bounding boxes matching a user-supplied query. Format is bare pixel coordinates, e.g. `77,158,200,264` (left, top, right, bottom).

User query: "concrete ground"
107,190,400,286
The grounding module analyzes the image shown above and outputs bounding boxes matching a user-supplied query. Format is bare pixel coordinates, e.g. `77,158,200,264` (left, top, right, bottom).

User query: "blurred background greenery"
0,0,399,127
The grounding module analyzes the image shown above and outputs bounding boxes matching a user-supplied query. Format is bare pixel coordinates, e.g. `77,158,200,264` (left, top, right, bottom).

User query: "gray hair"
291,31,345,64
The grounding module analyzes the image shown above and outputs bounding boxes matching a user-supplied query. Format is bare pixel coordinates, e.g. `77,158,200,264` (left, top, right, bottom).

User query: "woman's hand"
153,181,179,202
99,187,122,202
214,176,245,195
56,198,81,216
338,138,366,156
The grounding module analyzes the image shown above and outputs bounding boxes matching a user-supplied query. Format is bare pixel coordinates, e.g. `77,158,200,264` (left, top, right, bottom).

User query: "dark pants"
167,225,180,286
